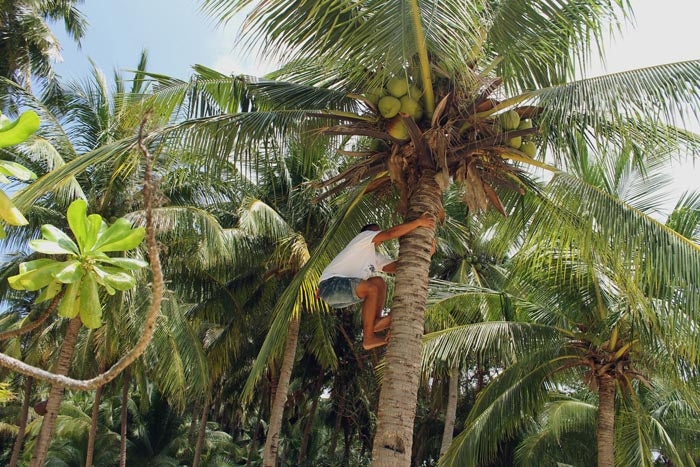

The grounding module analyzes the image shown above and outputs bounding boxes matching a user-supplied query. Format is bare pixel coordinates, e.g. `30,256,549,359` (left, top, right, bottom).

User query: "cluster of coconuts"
365,77,425,141
498,110,537,158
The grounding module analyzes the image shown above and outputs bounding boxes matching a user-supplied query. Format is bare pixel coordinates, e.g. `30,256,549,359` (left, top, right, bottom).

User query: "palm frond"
439,349,583,467
486,0,631,90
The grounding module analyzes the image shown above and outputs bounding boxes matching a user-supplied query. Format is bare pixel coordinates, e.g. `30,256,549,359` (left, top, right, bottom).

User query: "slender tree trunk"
440,366,459,456
597,377,616,467
342,422,351,466
30,317,82,467
371,173,442,466
9,377,33,467
298,374,324,465
246,409,263,467
262,315,301,467
328,390,344,462
119,367,131,467
85,381,105,467
188,399,201,444
193,392,211,467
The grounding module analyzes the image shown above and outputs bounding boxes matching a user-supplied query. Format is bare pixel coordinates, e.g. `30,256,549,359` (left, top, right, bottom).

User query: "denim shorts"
318,277,363,308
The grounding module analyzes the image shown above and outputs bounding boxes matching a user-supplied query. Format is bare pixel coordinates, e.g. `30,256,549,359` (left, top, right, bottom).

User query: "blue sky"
52,0,272,81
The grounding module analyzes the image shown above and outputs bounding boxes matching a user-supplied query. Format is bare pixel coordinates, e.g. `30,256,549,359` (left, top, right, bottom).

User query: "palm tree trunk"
246,409,263,467
85,381,105,467
439,366,459,456
597,377,616,467
188,399,201,444
262,315,301,467
371,172,442,466
193,392,211,467
30,317,82,467
328,389,344,462
119,367,131,467
9,377,32,467
298,374,324,465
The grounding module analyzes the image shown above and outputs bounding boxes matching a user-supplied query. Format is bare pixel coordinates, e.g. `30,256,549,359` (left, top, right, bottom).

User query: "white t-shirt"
319,231,394,281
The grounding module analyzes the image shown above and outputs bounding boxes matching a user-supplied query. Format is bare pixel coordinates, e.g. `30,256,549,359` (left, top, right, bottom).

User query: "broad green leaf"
91,217,135,251
79,273,102,328
95,226,145,253
0,161,36,181
0,111,40,148
8,260,66,291
53,260,84,283
40,225,79,254
84,214,106,251
66,199,89,251
0,173,9,184
29,239,76,255
18,258,56,274
0,224,4,239
0,189,28,226
36,280,63,304
96,257,148,270
99,269,136,291
57,281,80,319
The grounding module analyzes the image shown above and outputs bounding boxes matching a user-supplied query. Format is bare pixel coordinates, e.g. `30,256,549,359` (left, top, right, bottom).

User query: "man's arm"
381,239,435,274
372,213,435,246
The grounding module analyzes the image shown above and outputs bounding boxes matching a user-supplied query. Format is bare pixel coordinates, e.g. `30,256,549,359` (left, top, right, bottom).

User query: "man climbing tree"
318,213,436,349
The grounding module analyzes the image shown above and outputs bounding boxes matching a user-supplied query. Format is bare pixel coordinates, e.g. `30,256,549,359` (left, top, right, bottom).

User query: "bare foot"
374,315,391,332
362,334,388,350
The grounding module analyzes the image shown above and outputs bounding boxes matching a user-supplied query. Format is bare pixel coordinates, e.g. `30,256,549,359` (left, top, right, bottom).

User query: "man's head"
360,223,381,233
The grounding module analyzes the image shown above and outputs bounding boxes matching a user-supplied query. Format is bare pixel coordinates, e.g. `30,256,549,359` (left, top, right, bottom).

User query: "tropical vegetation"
0,1,698,466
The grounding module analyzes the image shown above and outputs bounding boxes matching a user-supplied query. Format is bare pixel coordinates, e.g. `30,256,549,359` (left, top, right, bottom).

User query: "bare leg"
356,279,388,350
372,278,390,332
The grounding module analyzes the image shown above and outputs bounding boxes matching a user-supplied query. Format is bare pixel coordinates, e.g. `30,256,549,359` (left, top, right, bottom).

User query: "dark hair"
360,223,380,233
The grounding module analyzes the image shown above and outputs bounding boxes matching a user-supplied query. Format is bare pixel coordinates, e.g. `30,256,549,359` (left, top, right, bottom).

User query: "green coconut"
517,119,533,130
386,117,409,141
387,77,408,98
521,141,537,157
499,110,521,130
407,84,422,100
400,95,424,121
365,87,386,105
378,96,401,118
508,136,522,148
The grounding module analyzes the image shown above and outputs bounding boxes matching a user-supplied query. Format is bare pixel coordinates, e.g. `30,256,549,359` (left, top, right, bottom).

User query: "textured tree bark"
9,377,33,467
193,392,211,467
597,377,616,467
30,317,82,467
262,315,301,467
85,381,105,467
440,366,459,456
371,172,441,466
298,374,324,465
119,367,131,467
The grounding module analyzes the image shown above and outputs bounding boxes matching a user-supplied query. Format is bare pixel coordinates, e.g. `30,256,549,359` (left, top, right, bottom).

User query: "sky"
51,0,700,215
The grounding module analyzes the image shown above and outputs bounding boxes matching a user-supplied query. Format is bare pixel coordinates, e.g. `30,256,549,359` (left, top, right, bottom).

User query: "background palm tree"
423,155,700,465
0,0,87,95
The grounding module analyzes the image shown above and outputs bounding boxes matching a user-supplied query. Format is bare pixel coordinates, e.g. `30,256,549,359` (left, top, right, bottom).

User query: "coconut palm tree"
515,378,700,466
0,0,87,93
7,3,700,463
162,3,700,463
422,156,700,466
